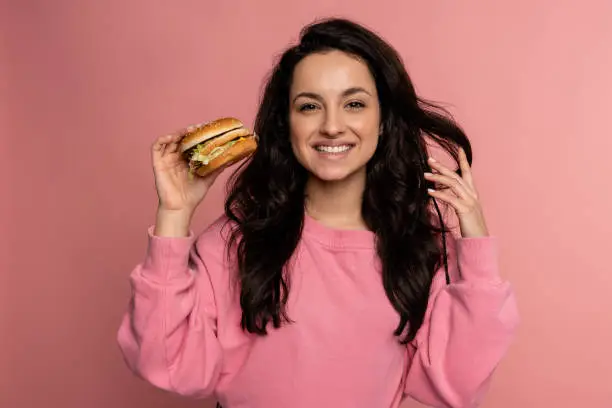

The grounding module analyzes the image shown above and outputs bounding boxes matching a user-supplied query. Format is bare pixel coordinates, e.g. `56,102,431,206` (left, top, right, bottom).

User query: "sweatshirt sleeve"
403,236,519,408
116,224,226,398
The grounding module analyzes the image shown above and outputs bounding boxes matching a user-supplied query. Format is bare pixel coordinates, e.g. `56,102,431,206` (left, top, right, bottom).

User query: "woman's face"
289,50,381,182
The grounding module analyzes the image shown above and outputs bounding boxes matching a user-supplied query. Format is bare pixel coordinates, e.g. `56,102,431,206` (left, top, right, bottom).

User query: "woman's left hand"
424,148,489,238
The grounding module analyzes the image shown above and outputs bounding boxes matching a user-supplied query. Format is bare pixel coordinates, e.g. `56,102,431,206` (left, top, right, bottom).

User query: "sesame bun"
180,117,244,153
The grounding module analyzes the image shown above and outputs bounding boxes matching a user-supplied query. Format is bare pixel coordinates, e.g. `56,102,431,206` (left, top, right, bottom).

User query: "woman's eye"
299,103,318,112
346,101,365,110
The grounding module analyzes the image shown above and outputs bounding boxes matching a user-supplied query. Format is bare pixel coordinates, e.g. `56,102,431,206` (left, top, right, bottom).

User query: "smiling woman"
117,17,519,408
289,51,381,188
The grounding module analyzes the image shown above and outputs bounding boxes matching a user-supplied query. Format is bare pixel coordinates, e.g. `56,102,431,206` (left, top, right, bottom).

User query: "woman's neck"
304,170,367,230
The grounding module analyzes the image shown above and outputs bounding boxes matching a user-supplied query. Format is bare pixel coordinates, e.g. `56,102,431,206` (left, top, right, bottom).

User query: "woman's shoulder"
192,214,241,289
195,213,236,250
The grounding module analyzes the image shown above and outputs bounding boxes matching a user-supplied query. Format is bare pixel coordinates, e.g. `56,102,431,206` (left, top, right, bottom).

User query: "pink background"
2,1,611,407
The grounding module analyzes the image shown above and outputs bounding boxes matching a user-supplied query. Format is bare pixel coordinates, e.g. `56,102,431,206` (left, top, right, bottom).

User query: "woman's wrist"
153,207,194,237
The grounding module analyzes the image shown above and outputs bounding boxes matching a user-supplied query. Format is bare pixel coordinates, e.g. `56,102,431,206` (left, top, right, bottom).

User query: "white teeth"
315,144,352,153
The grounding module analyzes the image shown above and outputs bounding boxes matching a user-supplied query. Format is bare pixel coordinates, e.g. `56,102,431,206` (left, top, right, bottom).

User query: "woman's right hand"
150,127,222,235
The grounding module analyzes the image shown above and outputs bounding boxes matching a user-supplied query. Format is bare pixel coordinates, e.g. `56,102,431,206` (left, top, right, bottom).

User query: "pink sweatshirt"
117,214,519,408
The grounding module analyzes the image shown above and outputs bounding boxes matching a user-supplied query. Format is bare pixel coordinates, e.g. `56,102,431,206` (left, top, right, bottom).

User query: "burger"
180,117,258,177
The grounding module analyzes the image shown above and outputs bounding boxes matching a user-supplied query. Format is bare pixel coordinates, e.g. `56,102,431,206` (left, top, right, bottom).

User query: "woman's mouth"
313,144,355,154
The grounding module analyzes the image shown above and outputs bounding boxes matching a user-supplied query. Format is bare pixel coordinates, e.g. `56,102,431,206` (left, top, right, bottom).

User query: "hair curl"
225,18,471,344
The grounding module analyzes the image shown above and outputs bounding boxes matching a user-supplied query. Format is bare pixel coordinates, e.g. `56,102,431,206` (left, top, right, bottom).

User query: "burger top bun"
180,117,245,153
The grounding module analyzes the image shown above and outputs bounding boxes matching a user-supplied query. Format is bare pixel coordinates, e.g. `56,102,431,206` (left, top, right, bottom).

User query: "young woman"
117,18,519,408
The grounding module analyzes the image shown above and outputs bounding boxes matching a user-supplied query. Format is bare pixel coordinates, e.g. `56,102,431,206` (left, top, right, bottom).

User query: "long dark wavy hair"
224,17,471,344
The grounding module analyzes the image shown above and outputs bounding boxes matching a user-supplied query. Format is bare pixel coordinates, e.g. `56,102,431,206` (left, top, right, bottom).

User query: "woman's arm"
117,224,226,398
403,236,519,408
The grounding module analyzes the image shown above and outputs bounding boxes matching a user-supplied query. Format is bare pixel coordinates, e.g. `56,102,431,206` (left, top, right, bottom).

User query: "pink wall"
3,1,611,407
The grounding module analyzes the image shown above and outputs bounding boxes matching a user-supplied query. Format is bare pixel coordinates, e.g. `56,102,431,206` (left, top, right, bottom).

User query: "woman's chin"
308,166,365,183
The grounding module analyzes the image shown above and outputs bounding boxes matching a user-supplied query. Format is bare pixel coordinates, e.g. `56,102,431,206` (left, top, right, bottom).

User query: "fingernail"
428,157,436,162
428,188,435,193
424,172,433,177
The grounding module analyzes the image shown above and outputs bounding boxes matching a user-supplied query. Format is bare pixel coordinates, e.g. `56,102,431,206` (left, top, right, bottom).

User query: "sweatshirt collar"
302,213,376,250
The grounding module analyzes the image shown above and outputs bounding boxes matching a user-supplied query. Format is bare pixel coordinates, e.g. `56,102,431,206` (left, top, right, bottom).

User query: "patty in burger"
180,117,258,177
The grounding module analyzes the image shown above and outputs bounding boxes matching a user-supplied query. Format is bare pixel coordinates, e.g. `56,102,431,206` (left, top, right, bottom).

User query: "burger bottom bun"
194,136,257,177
